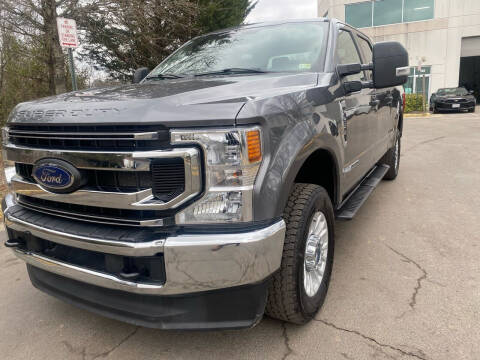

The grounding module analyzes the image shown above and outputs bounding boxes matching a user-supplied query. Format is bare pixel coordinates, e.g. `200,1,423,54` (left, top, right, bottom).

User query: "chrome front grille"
3,126,202,227
7,124,170,151
16,158,185,200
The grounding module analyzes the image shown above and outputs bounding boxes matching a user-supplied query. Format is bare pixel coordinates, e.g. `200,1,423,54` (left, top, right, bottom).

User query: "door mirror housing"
372,41,409,89
133,67,150,84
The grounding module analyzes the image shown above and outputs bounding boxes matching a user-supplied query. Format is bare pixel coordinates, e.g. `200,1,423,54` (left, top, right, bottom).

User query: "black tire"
469,107,476,113
381,134,401,180
433,105,438,114
265,183,334,324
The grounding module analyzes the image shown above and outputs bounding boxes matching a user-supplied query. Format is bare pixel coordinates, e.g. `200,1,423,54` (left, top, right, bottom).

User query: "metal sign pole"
57,17,79,92
68,48,77,91
422,73,426,113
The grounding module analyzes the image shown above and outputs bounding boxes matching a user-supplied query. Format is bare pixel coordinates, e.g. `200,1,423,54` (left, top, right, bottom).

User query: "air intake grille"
151,158,185,201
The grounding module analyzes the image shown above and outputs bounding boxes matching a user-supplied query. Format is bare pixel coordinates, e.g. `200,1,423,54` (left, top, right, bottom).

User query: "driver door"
336,29,378,192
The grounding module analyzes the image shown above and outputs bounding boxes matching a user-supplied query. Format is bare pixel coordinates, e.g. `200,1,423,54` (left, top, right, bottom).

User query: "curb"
404,113,431,118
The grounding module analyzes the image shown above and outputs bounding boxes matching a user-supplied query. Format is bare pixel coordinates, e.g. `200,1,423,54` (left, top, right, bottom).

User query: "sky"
246,0,318,23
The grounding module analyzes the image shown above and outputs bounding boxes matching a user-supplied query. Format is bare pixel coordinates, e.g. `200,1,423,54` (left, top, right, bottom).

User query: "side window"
335,30,363,82
356,36,373,80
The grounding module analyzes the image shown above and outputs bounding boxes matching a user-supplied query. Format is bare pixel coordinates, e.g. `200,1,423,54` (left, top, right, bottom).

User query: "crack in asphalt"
340,352,356,360
367,343,401,360
62,340,87,360
314,319,428,360
387,245,428,312
281,322,294,360
404,136,445,154
91,327,139,359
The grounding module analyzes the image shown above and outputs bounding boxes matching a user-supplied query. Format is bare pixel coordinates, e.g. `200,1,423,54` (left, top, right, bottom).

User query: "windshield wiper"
194,68,268,77
144,73,184,80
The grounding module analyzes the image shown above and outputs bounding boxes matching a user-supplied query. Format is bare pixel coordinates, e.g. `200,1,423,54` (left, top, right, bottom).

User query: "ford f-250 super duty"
2,19,408,329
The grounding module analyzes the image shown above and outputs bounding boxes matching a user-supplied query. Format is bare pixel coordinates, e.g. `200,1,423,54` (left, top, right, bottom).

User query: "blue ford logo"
33,165,72,188
32,159,84,193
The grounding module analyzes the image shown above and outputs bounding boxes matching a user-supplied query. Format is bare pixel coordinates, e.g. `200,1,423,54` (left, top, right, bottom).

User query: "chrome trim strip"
8,220,286,295
5,214,165,256
13,249,166,294
14,200,164,227
7,129,159,140
4,143,197,171
12,176,195,211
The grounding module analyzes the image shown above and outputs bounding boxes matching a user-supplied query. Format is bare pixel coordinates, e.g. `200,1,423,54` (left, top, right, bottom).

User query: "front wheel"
266,184,334,324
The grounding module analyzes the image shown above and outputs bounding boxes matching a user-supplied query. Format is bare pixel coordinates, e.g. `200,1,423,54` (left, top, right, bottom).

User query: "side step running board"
336,164,390,220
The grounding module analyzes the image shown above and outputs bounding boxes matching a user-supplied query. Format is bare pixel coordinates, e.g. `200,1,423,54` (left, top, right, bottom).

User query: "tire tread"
266,183,332,323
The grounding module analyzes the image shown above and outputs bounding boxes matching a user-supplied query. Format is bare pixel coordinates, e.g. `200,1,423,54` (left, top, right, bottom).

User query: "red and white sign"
56,17,79,48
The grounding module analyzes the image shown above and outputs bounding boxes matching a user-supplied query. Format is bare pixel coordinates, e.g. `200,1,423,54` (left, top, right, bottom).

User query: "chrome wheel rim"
394,138,400,170
303,211,329,297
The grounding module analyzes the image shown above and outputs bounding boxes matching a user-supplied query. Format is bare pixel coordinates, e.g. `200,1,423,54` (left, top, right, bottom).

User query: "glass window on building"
345,2,372,28
404,66,431,96
373,0,403,26
404,0,434,22
345,0,435,28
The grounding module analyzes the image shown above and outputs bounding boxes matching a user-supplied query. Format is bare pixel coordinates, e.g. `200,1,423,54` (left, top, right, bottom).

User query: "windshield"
437,87,469,96
149,22,329,77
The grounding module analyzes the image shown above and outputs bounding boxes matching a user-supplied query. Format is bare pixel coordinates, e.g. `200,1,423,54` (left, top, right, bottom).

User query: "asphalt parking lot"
1,110,479,360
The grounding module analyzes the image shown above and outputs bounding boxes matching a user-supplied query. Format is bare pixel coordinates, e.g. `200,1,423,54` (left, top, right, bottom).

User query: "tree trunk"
43,0,66,95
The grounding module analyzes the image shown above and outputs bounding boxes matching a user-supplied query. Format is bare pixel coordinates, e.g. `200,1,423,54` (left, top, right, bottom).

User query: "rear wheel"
266,184,334,324
381,134,401,180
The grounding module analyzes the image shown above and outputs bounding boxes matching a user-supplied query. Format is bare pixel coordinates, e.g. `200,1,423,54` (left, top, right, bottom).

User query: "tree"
0,6,88,125
77,0,198,79
197,0,256,33
78,0,256,79
0,34,51,123
0,0,80,95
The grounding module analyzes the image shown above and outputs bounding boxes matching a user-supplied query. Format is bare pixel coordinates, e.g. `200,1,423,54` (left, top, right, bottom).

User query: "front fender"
236,80,344,222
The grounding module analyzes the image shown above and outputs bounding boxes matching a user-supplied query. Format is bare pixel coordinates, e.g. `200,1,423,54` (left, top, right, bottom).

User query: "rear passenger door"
336,29,378,192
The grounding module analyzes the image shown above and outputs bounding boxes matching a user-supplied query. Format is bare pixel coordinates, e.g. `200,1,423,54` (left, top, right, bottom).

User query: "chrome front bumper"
3,195,285,296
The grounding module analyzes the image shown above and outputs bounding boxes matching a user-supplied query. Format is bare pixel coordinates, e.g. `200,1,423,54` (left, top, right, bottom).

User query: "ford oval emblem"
32,159,84,193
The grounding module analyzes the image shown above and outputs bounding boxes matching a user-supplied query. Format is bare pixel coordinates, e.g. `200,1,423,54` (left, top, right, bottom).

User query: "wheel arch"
274,146,341,218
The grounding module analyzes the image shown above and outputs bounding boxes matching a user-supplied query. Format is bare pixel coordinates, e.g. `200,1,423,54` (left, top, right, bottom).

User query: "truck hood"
8,73,318,127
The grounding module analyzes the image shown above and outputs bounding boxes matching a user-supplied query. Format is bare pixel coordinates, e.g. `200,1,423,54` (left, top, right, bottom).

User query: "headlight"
171,127,262,224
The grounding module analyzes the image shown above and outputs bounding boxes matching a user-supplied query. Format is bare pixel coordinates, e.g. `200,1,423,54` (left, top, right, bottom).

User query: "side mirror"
133,67,150,84
372,42,409,88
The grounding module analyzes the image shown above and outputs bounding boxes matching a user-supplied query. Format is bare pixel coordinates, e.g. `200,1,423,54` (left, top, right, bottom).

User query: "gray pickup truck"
2,19,408,330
